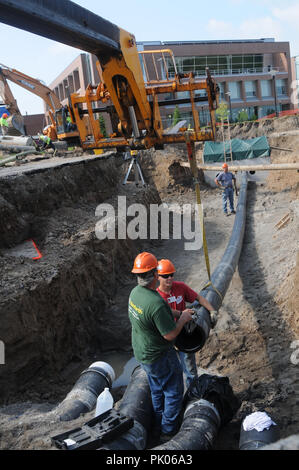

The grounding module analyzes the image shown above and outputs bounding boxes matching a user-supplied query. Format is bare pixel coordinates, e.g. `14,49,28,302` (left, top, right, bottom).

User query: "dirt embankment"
0,154,161,403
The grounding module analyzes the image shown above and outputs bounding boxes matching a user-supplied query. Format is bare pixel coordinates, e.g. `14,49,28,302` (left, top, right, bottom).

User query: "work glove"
209,310,218,328
235,188,239,196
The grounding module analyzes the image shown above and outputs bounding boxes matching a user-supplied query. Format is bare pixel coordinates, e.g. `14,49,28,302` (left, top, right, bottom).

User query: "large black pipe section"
55,361,115,422
153,371,240,450
176,171,248,353
239,415,280,450
0,0,121,57
99,366,154,450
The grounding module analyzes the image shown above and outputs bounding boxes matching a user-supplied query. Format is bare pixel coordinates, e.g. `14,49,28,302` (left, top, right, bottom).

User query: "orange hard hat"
222,163,228,169
157,259,176,275
2,113,8,119
131,252,158,273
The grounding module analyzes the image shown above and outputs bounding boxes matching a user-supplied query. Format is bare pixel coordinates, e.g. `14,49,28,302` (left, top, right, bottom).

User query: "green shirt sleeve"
152,304,176,337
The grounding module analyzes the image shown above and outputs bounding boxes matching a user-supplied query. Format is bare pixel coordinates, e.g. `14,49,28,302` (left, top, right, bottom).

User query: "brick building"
45,38,294,131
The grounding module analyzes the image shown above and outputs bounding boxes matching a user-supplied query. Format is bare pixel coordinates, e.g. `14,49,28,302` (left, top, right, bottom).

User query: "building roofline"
137,38,276,46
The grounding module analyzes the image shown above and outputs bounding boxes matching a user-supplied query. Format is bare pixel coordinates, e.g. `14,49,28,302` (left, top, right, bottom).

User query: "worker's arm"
196,294,215,313
172,307,195,319
163,310,193,342
171,308,181,320
196,294,218,327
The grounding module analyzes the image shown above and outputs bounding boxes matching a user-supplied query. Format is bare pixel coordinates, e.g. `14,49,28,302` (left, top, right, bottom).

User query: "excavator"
0,0,219,152
0,63,80,141
0,67,26,135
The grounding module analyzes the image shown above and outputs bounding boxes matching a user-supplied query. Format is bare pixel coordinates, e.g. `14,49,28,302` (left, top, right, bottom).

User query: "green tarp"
203,136,270,162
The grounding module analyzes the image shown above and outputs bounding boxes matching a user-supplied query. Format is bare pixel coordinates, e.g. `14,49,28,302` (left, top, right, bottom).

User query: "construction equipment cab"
0,63,79,142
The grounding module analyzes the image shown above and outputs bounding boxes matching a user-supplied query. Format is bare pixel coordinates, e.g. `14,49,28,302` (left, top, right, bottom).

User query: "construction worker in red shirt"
156,259,217,387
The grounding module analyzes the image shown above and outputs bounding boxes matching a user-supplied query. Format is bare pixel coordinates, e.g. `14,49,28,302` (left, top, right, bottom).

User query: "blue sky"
1,0,299,115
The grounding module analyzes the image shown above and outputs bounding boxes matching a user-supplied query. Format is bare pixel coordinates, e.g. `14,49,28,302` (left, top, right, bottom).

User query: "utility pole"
270,70,278,117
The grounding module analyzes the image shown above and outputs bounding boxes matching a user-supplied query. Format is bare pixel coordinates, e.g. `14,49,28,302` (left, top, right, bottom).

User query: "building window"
166,54,264,78
217,82,225,101
74,70,80,91
260,80,272,98
276,79,288,96
228,81,241,100
245,81,257,99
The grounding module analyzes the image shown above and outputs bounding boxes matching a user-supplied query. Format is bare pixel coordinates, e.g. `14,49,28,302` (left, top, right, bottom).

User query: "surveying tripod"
122,150,146,186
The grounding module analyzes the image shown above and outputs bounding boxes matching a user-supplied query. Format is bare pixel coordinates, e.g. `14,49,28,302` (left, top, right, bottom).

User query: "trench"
0,144,298,450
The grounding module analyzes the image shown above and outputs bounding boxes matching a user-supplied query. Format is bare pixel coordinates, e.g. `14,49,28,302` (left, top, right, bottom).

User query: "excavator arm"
0,0,219,149
0,64,61,127
0,69,21,116
0,68,26,134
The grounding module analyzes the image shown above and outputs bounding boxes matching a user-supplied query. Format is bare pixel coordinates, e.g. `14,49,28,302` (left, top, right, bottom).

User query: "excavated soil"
0,115,298,450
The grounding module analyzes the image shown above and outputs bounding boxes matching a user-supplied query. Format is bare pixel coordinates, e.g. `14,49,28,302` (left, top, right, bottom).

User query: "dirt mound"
221,115,299,140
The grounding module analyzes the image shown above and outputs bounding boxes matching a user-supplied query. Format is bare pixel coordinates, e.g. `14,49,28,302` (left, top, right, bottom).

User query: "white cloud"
206,16,282,41
206,19,234,37
273,4,299,24
239,17,282,40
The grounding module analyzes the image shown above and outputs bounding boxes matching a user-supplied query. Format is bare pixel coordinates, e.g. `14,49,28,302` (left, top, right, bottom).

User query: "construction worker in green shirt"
0,113,9,136
38,131,57,156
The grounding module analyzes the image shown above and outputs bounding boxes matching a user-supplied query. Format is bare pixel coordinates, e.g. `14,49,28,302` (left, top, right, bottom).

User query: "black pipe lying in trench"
95,367,239,450
100,366,154,450
153,370,240,450
54,361,115,422
175,171,248,353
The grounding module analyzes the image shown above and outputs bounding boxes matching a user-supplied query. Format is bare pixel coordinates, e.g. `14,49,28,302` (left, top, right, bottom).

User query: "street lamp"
225,91,233,122
269,69,278,117
224,91,233,162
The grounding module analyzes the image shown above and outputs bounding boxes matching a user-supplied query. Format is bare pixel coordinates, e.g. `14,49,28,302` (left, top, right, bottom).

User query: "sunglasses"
159,273,174,279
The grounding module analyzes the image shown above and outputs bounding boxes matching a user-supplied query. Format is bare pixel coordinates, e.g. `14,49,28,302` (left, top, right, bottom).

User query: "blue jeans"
178,351,197,388
140,348,184,435
222,187,234,214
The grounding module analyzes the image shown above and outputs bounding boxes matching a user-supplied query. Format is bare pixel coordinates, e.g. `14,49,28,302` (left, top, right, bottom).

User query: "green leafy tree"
237,109,249,122
98,114,108,137
216,102,229,122
172,105,181,126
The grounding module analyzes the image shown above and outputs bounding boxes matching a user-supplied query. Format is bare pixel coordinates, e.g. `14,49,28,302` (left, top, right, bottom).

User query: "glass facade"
217,82,225,101
261,80,272,98
276,79,288,96
244,80,257,99
166,54,263,76
228,81,241,100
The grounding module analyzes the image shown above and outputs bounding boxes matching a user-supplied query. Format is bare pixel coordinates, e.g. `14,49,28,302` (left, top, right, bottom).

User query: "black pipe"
239,415,280,450
55,361,115,422
99,365,154,450
176,171,248,353
153,371,240,450
154,398,221,450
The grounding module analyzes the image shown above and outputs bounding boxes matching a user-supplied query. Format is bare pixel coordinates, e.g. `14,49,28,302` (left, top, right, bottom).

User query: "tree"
172,105,181,126
237,109,249,122
98,114,108,137
216,102,229,122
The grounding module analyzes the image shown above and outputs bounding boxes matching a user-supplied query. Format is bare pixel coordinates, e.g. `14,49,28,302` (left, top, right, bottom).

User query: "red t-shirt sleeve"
182,283,198,304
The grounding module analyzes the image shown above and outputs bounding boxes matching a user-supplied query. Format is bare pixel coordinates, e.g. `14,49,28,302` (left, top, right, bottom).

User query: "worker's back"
128,285,175,364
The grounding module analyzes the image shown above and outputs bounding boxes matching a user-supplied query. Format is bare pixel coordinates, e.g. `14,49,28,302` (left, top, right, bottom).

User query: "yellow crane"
0,0,219,151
